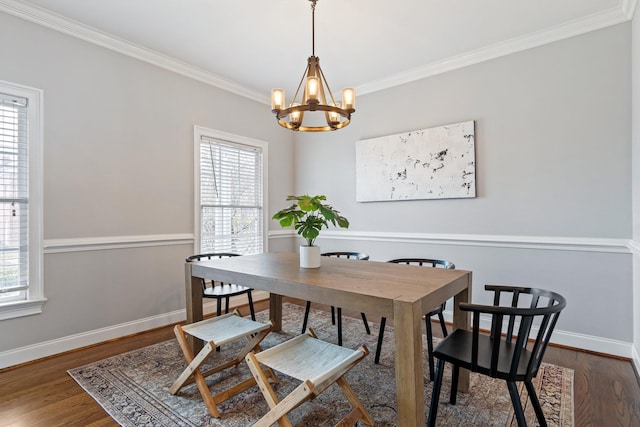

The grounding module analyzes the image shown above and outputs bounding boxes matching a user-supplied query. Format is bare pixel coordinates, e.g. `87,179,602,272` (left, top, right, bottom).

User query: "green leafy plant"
272,195,349,246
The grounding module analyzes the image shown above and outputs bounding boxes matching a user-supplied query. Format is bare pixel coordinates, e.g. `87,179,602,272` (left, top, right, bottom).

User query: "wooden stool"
246,329,374,427
171,311,275,417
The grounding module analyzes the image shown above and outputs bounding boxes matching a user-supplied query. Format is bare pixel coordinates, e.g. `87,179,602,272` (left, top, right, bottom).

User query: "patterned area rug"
68,303,574,426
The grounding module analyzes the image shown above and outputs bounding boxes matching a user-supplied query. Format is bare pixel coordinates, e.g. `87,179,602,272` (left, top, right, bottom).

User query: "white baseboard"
1,293,633,370
550,329,633,358
0,309,184,370
632,344,640,376
0,290,268,370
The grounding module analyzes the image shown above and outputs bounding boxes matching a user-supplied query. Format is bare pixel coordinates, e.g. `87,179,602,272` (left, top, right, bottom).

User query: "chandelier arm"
276,119,350,132
314,68,334,127
290,62,311,108
276,103,350,118
316,64,338,106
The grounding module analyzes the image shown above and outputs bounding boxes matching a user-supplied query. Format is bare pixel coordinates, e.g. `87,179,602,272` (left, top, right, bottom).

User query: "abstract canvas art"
355,120,476,202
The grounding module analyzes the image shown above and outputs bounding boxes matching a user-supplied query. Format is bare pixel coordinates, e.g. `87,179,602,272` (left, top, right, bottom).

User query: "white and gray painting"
356,120,476,202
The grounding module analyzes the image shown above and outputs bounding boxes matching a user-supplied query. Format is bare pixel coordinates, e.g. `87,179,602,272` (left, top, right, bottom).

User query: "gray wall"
0,11,294,355
632,6,640,369
0,10,637,365
292,24,634,352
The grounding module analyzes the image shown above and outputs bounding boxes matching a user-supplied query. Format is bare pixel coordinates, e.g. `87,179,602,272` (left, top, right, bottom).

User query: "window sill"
0,298,47,321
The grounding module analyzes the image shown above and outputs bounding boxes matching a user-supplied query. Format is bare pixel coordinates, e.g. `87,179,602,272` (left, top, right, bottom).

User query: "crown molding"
0,0,633,102
623,0,638,19
357,5,632,95
0,0,268,104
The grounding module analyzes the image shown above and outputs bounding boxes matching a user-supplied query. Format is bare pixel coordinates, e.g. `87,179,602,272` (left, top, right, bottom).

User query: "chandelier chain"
311,0,316,56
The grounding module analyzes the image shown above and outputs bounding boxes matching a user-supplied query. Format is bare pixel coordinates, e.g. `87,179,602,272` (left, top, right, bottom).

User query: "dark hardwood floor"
1,300,639,426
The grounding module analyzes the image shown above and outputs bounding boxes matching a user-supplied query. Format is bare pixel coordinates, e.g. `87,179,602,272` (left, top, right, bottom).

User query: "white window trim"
0,80,45,320
193,126,268,254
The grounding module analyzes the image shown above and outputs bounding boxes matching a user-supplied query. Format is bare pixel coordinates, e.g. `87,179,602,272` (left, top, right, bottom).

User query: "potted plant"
273,194,350,268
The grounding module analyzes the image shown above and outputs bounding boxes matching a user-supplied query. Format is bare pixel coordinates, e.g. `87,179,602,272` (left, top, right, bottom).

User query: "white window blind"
0,92,29,302
200,136,264,255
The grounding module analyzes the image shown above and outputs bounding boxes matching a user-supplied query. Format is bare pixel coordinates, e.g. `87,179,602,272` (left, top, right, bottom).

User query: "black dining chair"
301,252,371,346
186,253,256,321
377,259,455,376
427,285,566,427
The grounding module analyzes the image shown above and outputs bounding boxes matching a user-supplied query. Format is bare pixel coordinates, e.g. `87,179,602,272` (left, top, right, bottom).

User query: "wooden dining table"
184,251,472,427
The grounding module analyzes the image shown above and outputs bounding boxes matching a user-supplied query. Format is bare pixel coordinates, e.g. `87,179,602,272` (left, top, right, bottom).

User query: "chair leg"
427,358,446,427
302,301,311,334
426,316,436,381
247,290,256,321
337,307,343,346
506,380,527,427
449,365,459,405
525,380,548,427
215,299,223,352
437,311,447,337
374,317,386,364
331,306,336,324
361,312,371,334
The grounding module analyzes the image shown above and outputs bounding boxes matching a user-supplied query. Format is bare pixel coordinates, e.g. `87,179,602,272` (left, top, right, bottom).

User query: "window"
0,81,44,320
195,127,267,255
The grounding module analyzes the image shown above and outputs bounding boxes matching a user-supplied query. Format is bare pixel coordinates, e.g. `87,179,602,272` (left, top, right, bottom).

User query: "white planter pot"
299,245,321,268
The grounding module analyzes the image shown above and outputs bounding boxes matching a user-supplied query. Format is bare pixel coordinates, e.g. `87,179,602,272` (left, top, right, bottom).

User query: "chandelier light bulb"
342,88,355,111
306,76,319,103
328,104,340,125
271,88,285,111
289,104,302,126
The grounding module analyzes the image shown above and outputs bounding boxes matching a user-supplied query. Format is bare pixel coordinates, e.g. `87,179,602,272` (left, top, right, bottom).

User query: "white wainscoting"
43,233,195,253
316,230,635,359
3,231,631,369
317,230,631,253
0,291,268,369
632,343,640,377
631,240,640,374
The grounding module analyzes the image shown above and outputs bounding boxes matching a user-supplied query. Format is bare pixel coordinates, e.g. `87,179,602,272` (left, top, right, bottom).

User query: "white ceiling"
0,0,635,104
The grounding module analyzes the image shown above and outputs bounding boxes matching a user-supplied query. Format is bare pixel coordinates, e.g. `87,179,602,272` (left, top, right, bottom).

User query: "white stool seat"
171,311,274,418
246,329,374,427
182,312,271,346
255,333,362,385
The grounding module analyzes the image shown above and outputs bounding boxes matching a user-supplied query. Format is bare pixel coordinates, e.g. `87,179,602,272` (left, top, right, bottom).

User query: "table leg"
452,275,472,393
185,263,203,352
394,298,425,426
269,293,283,332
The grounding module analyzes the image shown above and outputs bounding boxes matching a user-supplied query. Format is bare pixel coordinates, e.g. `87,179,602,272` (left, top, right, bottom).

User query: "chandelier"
270,0,355,132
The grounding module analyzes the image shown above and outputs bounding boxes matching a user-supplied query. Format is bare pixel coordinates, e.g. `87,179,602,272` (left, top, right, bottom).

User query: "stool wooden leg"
170,325,221,417
246,352,294,427
336,376,374,426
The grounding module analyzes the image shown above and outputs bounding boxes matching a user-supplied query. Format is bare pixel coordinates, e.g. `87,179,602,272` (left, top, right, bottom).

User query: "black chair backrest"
388,258,454,269
186,253,241,262
186,253,241,290
321,252,369,260
463,285,566,381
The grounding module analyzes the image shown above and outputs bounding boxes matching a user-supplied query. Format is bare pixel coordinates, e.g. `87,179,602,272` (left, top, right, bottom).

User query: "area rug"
68,303,574,426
